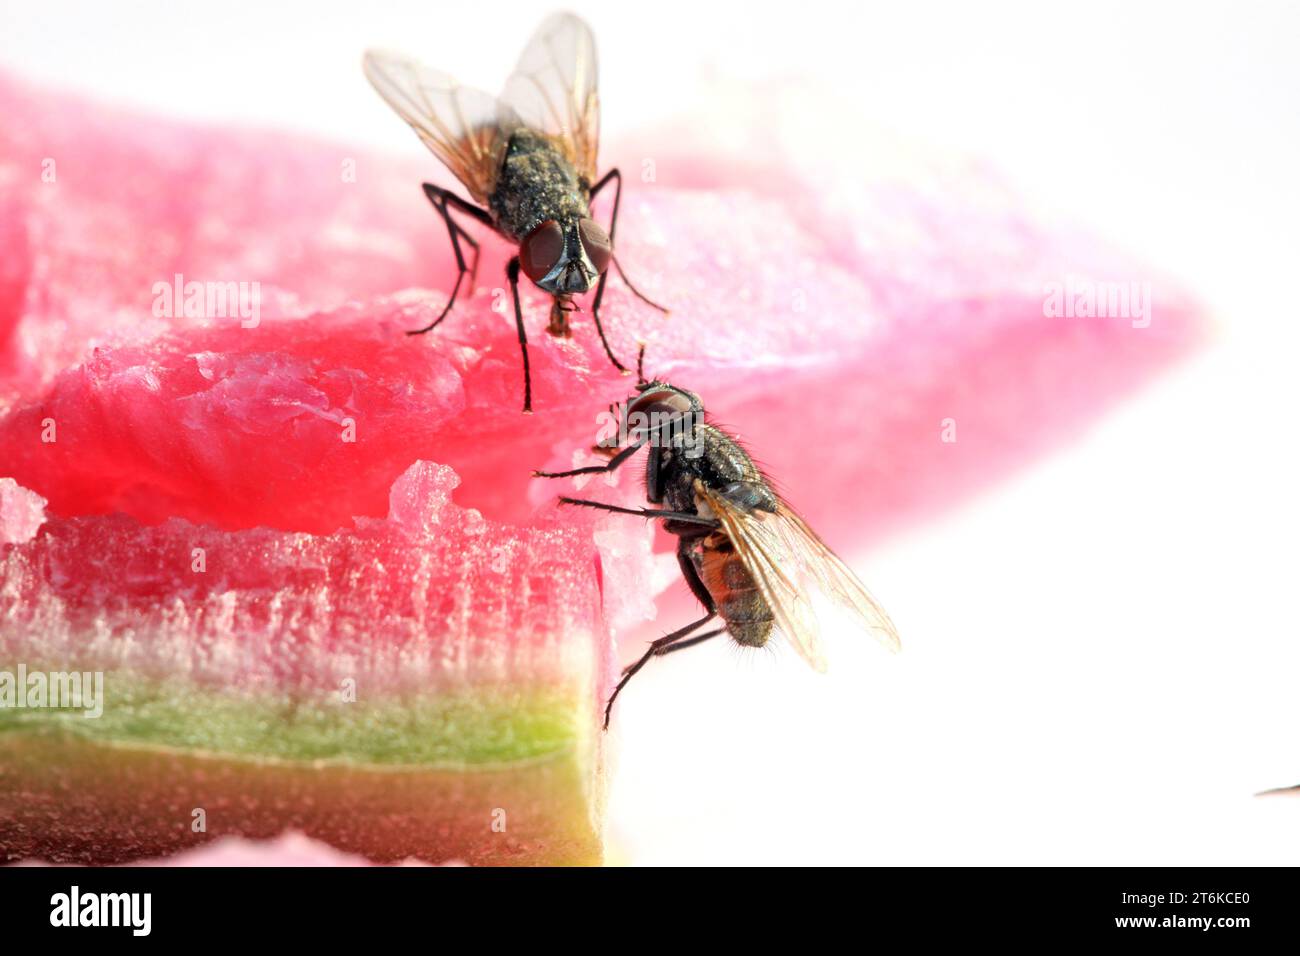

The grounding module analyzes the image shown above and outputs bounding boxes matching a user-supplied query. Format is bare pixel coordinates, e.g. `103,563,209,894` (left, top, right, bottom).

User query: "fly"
364,13,668,412
535,359,901,727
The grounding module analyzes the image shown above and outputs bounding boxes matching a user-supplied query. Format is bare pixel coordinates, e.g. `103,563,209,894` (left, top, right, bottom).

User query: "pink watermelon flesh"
0,72,1207,864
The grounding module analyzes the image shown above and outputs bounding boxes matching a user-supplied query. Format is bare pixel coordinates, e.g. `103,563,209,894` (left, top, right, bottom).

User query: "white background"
3,1,1298,864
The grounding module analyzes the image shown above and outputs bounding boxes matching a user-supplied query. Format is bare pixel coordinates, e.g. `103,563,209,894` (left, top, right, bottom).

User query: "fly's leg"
506,256,533,413
556,497,719,529
586,278,628,373
587,166,631,374
675,542,714,607
407,183,490,336
653,628,725,658
607,615,725,728
603,541,722,728
623,613,715,678
590,167,671,313
611,256,670,313
587,169,628,372
533,438,646,479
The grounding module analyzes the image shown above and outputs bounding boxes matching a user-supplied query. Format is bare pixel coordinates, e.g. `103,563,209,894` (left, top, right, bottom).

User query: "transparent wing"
499,12,600,182
698,484,827,671
773,502,902,654
698,484,901,672
363,50,520,204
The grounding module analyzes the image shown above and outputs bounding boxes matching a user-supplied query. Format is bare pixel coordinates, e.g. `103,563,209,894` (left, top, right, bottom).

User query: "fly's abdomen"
695,534,773,648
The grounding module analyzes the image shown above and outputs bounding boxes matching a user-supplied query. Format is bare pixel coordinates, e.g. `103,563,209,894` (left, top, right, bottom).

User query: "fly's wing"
773,502,902,654
499,12,600,183
697,484,901,672
363,50,520,205
697,483,828,672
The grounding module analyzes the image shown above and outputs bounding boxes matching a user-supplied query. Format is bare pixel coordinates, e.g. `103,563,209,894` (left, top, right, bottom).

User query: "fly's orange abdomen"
693,533,773,648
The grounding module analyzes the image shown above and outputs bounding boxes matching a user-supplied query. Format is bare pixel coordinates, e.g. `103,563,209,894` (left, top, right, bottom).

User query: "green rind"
0,672,588,767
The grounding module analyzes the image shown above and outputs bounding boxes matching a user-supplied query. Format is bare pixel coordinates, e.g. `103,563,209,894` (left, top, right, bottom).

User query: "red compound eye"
520,220,564,283
578,218,612,275
628,388,693,421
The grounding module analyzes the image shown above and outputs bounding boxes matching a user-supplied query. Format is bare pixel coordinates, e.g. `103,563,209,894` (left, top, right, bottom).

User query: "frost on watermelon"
0,72,1207,864
0,478,45,545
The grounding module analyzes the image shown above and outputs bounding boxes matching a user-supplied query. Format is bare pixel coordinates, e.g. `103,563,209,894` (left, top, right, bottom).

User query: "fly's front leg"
612,256,670,313
590,168,671,316
586,168,631,374
506,256,533,413
534,437,646,479
586,280,628,373
408,184,489,335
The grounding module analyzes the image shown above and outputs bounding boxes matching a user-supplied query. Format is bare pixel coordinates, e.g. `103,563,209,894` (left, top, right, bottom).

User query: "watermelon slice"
0,72,1207,864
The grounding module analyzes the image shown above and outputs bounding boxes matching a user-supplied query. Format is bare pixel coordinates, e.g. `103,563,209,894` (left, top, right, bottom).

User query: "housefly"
535,372,902,728
364,12,667,412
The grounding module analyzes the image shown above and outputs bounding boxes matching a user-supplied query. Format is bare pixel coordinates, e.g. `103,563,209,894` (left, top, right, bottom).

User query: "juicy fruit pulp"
0,72,1206,864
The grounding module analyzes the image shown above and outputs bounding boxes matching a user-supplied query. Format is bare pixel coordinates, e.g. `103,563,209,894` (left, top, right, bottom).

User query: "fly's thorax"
489,129,591,241
706,426,763,481
682,427,775,510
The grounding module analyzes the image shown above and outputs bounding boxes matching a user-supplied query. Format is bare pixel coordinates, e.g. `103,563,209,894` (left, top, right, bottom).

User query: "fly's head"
519,217,611,296
601,381,704,451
